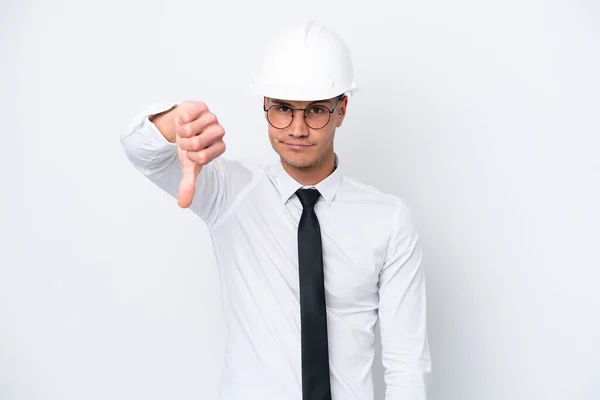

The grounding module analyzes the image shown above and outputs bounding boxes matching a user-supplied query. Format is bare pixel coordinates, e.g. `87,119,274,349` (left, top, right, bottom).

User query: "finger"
176,111,219,139
178,156,202,208
186,141,226,165
177,124,225,151
177,102,209,125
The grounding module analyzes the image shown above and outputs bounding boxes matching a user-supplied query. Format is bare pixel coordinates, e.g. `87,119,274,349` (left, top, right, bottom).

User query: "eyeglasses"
263,97,343,130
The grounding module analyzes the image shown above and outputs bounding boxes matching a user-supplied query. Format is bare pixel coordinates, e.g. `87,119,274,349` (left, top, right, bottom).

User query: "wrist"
149,105,178,143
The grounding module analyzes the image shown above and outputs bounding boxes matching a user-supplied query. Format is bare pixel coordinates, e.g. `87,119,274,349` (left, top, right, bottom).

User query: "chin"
281,154,313,168
281,150,325,169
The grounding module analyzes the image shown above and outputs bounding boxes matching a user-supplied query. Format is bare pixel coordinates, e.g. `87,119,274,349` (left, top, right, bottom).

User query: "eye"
276,106,291,113
309,106,326,114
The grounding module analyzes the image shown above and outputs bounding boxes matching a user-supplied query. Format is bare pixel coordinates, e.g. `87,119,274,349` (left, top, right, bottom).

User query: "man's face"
264,96,347,170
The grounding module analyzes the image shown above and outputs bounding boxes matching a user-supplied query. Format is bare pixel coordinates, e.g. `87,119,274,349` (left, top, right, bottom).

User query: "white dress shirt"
120,104,431,400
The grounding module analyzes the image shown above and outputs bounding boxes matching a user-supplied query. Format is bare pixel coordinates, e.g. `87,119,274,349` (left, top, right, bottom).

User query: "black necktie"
296,188,332,400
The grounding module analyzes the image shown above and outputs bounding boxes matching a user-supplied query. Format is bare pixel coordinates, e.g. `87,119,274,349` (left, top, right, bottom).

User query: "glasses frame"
263,95,345,130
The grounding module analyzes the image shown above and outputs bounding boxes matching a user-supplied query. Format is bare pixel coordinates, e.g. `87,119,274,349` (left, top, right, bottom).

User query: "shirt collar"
274,153,344,206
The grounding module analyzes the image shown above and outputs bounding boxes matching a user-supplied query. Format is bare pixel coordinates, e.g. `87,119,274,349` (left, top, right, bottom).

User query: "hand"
174,101,226,208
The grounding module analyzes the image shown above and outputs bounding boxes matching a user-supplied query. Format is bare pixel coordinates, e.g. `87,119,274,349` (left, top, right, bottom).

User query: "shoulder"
338,175,407,208
337,174,418,232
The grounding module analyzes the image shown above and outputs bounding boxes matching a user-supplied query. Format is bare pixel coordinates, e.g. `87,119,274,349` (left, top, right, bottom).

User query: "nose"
287,109,310,137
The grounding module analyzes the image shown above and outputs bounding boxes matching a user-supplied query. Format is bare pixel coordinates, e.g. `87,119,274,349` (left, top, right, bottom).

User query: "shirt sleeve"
378,199,432,399
120,103,253,227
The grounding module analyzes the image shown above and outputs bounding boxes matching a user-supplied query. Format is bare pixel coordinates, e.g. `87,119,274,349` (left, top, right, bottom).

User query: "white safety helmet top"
251,21,358,102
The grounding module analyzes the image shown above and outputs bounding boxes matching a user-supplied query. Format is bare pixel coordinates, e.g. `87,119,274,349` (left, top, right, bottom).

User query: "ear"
263,97,269,121
335,96,349,128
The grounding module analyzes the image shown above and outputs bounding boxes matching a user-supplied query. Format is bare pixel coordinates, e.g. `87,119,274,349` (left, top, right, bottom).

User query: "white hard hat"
251,21,358,101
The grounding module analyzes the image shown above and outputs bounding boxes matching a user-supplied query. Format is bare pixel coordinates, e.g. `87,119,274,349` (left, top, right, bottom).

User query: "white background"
1,0,599,399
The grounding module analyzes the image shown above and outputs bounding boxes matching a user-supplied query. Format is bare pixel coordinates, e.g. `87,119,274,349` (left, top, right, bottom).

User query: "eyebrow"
270,99,332,107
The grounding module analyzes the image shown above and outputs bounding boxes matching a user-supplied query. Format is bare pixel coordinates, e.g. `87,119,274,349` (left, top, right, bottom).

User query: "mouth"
282,142,313,150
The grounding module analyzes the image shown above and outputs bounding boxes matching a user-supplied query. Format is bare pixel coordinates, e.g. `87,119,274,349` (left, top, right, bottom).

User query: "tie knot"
296,188,321,208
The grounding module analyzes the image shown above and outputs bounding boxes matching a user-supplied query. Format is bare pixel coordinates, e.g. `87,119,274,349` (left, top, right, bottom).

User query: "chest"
212,187,389,308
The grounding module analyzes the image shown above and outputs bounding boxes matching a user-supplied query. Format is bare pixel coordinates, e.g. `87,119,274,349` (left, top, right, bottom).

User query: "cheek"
267,129,279,143
318,129,336,144
268,131,285,149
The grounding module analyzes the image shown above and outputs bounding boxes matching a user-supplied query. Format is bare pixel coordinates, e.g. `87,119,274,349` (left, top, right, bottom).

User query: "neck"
282,152,336,186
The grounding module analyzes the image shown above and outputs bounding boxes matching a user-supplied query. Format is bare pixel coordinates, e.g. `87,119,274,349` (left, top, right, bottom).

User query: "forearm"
379,200,432,399
380,270,430,400
383,382,428,400
381,318,430,400
121,111,180,178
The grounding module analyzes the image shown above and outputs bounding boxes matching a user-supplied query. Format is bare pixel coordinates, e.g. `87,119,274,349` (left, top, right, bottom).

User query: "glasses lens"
266,104,332,129
267,106,292,129
305,105,331,129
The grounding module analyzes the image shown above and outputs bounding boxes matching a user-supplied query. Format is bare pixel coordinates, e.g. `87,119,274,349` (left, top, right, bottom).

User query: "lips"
283,143,313,151
282,141,312,147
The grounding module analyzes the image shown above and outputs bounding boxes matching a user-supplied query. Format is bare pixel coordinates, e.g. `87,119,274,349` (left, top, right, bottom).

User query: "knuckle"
208,113,218,125
180,125,191,137
180,101,195,114
196,151,208,164
193,135,205,150
188,151,200,164
194,102,208,113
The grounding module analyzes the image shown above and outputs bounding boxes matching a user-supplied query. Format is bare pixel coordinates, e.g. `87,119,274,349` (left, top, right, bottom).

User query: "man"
121,20,431,400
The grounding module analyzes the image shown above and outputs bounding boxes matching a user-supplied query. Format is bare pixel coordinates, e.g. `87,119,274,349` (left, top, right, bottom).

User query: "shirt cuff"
123,102,180,149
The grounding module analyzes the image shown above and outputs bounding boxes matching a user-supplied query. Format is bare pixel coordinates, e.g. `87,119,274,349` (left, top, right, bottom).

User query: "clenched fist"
152,101,226,208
